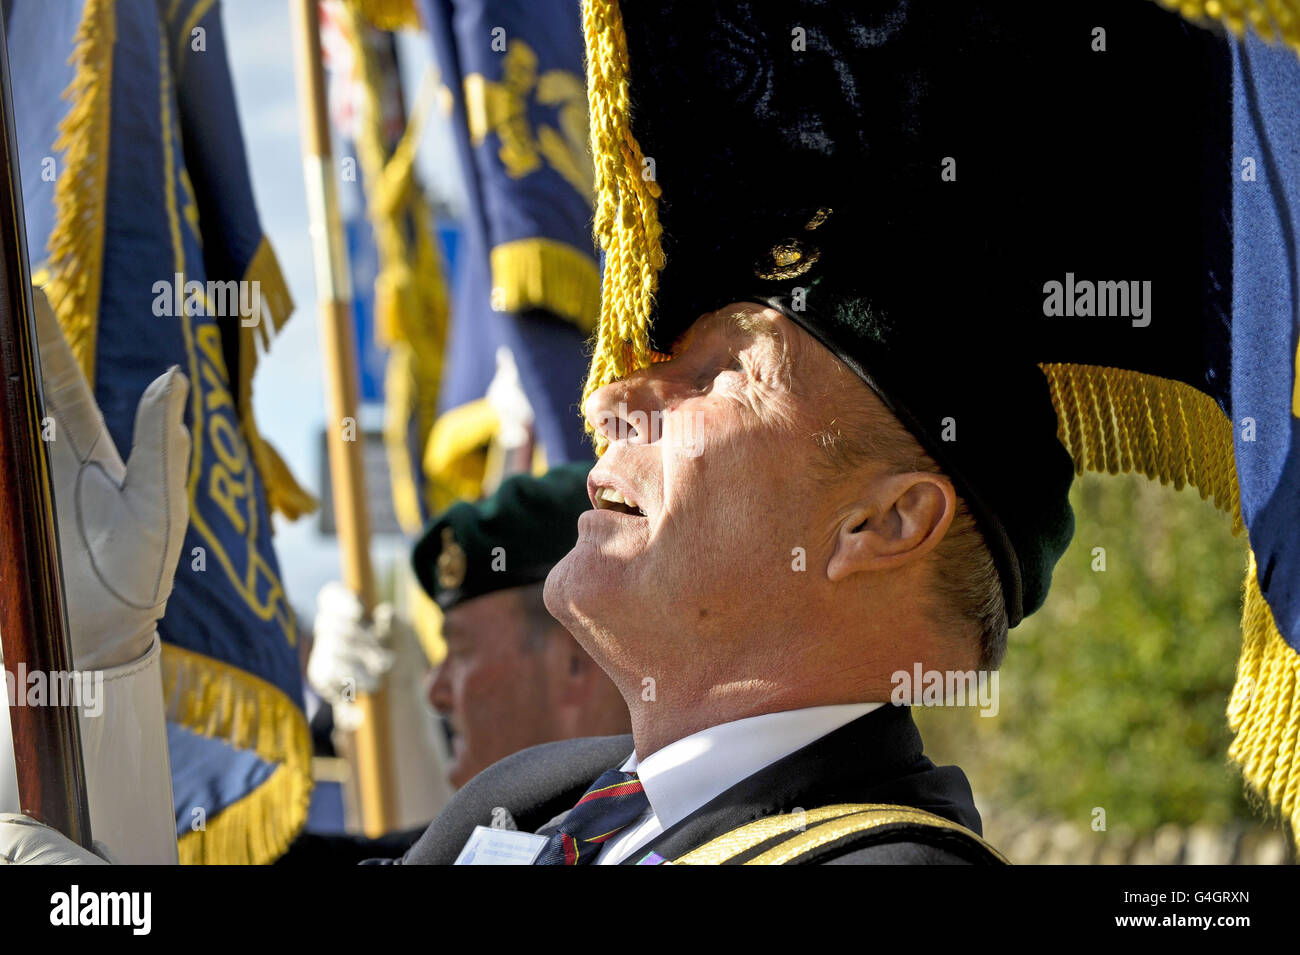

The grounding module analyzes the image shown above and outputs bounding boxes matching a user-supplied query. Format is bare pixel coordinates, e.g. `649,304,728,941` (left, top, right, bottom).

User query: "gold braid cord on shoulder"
672,804,1009,865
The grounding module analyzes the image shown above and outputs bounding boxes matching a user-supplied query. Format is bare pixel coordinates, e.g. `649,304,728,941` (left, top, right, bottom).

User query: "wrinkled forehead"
668,301,808,360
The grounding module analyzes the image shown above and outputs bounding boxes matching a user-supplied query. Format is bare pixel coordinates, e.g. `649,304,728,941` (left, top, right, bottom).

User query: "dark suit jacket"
379,704,992,865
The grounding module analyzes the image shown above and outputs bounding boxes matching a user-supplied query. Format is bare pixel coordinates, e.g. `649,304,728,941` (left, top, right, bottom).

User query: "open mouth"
438,715,457,753
594,485,646,517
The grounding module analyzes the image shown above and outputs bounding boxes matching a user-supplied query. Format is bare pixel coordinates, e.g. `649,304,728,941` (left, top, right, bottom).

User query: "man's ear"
827,472,957,582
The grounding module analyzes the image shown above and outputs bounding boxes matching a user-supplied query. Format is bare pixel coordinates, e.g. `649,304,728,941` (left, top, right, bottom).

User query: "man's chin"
545,543,640,635
447,749,483,790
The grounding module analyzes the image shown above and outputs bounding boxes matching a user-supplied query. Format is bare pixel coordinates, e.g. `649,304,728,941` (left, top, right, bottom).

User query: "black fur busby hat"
581,0,1236,626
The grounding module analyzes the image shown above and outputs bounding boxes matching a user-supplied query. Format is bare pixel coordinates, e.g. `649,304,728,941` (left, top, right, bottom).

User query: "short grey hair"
812,366,1009,670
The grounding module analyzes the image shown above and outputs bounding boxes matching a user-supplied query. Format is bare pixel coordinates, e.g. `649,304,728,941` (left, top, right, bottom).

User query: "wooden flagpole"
288,0,398,836
0,11,93,848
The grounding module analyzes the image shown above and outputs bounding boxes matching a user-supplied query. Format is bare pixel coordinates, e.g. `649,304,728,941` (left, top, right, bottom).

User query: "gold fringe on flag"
161,644,314,865
580,0,665,425
1039,363,1242,528
1229,552,1300,841
43,0,115,385
489,238,601,331
150,4,312,864
1042,363,1298,842
50,0,311,523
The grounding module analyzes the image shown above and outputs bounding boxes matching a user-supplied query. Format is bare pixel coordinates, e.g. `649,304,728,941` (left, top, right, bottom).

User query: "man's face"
546,303,852,697
425,588,553,788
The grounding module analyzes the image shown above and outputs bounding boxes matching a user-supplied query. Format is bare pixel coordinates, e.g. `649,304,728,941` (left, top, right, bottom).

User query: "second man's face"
425,588,556,788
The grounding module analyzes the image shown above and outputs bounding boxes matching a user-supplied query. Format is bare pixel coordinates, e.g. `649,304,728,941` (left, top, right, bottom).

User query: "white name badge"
454,826,549,865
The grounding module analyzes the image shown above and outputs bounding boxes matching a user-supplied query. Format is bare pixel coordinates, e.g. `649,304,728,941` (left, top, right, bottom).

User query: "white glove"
308,582,395,709
0,289,187,863
0,814,111,865
34,287,191,671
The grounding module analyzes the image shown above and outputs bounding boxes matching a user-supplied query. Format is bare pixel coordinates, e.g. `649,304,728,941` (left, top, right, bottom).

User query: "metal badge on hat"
437,527,467,590
753,207,832,281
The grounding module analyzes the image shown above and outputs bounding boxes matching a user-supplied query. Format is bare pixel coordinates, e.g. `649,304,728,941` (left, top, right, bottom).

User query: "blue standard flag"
1224,25,1300,835
8,0,315,864
420,0,597,502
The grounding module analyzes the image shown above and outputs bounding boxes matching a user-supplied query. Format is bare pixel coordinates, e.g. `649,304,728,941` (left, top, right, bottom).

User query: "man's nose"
426,663,451,714
583,370,667,446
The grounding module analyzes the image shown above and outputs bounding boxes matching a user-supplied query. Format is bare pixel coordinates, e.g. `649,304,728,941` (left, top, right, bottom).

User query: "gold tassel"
580,0,666,427
43,0,115,385
162,644,314,865
1154,0,1300,56
244,236,295,338
256,436,319,521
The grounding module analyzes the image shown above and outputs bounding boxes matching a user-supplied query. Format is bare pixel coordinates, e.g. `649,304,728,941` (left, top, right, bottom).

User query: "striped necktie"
533,769,650,865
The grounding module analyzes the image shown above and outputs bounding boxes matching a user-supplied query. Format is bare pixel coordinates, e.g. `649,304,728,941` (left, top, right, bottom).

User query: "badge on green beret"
436,527,467,591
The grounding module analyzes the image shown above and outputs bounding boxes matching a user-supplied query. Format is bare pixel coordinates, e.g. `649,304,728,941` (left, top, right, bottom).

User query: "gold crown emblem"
436,527,467,590
753,207,833,281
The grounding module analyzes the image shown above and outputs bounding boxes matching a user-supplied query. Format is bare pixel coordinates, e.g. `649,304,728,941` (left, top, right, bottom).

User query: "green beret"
412,461,594,611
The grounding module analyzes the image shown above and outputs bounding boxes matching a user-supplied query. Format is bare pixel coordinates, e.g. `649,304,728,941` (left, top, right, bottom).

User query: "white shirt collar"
619,702,882,833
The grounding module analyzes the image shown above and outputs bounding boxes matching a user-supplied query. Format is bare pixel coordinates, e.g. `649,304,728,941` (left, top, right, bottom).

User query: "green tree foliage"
916,472,1257,830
